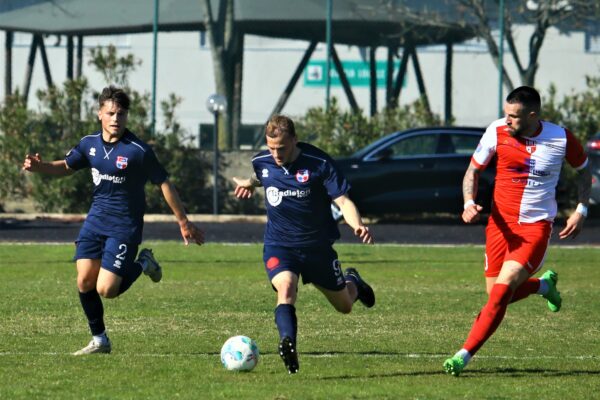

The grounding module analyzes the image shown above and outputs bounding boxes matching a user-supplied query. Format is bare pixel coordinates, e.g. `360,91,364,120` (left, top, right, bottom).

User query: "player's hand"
462,204,483,224
179,220,205,246
23,153,42,172
558,211,585,240
232,177,255,199
354,225,374,244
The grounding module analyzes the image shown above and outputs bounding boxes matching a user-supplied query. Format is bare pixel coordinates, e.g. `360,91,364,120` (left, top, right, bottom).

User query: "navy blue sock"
117,262,143,295
274,304,297,343
78,289,105,336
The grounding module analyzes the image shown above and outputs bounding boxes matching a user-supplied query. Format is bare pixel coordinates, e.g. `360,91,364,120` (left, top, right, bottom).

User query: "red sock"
510,278,540,304
463,283,513,356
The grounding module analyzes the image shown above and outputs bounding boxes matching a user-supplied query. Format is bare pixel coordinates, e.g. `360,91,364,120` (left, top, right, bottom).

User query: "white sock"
455,348,472,366
537,278,549,295
93,332,109,345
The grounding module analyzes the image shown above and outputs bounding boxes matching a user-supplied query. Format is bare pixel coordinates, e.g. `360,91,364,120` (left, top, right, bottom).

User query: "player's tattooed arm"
461,162,483,224
575,163,592,207
559,162,593,239
462,163,481,202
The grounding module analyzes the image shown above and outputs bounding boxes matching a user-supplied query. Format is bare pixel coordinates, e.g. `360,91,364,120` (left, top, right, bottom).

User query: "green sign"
303,60,404,87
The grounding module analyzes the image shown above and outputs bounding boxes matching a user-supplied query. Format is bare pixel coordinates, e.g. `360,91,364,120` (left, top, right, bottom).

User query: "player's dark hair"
266,114,296,138
506,86,541,114
98,86,130,110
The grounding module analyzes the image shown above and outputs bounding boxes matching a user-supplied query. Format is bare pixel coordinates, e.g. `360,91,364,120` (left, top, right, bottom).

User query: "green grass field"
0,242,599,399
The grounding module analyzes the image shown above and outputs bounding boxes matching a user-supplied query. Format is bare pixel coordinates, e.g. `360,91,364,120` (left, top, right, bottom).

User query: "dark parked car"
332,127,495,220
587,133,600,208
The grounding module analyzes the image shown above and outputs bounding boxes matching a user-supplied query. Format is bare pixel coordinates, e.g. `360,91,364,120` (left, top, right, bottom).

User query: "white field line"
0,352,596,360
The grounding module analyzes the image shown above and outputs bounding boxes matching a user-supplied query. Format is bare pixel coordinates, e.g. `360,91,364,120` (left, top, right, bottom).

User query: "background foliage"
0,46,212,213
0,45,598,213
543,75,600,209
295,96,442,158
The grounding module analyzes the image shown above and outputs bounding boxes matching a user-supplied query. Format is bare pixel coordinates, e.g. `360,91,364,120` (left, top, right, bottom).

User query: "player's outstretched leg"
443,349,471,377
137,248,162,282
344,267,375,308
279,336,299,374
73,337,112,355
541,270,561,312
443,355,466,376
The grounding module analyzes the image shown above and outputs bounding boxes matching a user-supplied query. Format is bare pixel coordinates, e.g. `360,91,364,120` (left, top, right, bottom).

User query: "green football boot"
443,355,465,377
541,270,561,312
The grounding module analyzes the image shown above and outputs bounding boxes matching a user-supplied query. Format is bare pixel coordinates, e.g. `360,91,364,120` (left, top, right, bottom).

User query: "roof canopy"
0,0,477,46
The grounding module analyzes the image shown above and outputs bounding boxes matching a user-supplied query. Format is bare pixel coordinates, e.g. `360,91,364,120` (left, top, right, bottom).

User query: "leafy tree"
459,0,599,89
201,0,243,150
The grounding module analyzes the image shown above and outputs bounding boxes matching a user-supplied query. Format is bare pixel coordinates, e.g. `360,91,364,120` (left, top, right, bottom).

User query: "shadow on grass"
463,367,600,378
314,366,600,381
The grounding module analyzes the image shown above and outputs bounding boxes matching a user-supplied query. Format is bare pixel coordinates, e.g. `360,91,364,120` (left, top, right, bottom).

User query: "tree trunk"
202,0,243,150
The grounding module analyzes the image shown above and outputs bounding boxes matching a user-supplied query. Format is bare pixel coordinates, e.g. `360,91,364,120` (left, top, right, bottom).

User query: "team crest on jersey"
89,147,96,157
295,169,310,183
525,139,536,154
116,156,128,169
262,168,269,178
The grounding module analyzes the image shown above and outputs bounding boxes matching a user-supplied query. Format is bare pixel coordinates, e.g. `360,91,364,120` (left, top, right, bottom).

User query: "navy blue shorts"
263,245,346,291
74,227,139,279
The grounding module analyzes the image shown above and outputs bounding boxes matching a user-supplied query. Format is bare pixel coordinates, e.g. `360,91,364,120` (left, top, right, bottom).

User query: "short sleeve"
252,161,263,186
322,159,350,200
144,147,168,184
471,124,497,169
64,142,90,171
565,129,588,170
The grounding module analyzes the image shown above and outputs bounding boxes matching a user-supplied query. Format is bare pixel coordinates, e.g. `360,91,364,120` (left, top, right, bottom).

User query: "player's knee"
96,284,119,299
77,276,96,293
277,289,296,304
274,282,297,302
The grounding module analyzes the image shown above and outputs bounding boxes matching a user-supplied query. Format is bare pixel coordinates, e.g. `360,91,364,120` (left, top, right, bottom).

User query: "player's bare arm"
333,194,374,244
159,180,205,245
559,163,592,240
462,162,484,224
232,173,261,199
22,153,74,176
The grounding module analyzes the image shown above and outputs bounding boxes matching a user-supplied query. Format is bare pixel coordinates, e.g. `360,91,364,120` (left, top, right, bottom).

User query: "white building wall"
1,24,599,143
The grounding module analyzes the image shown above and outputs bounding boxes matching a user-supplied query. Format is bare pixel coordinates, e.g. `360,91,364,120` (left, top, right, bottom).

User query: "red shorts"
484,217,553,278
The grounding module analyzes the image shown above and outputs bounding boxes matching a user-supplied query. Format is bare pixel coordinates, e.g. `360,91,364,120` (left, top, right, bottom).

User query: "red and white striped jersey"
472,119,588,223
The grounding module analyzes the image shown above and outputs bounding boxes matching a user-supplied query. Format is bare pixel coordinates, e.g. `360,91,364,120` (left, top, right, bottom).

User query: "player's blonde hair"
265,114,296,139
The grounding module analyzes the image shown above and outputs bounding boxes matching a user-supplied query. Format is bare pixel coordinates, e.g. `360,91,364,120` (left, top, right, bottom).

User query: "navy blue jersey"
252,142,350,247
65,130,168,243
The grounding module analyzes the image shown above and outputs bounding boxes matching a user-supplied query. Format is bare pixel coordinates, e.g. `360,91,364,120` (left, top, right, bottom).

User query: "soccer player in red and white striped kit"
444,86,592,376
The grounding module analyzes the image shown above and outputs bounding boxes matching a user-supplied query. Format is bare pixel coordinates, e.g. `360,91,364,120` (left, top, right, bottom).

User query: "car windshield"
350,131,405,159
350,128,484,159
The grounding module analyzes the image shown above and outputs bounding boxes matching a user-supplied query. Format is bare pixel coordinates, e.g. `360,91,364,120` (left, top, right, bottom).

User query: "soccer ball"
220,335,259,371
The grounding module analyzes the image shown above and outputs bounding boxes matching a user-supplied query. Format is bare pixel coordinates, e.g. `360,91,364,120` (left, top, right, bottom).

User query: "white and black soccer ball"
220,335,259,371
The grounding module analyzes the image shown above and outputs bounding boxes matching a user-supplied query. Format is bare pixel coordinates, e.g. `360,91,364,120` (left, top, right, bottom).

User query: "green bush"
0,45,212,214
295,97,442,157
544,76,600,143
543,75,600,210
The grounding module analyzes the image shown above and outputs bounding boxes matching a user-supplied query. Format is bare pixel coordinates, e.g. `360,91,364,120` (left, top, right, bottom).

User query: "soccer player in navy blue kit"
22,86,205,355
233,114,375,374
